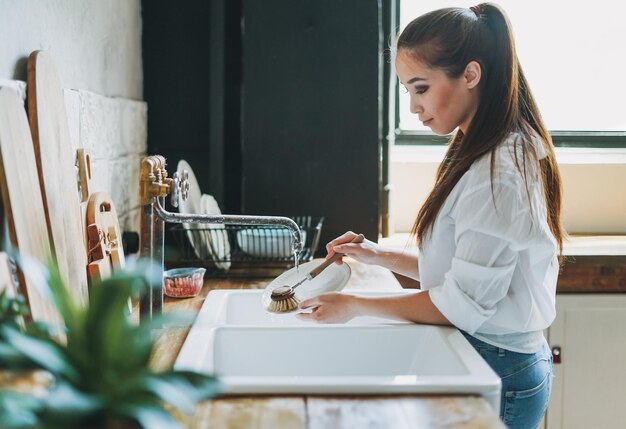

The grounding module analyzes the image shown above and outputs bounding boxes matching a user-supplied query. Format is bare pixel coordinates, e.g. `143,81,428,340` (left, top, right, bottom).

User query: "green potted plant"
0,255,220,428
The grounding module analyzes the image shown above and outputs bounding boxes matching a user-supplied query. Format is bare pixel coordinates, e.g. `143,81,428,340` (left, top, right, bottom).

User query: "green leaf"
24,321,58,339
0,326,78,381
10,252,53,303
140,370,220,415
82,281,137,374
0,342,40,370
161,370,222,402
118,403,183,429
0,290,29,327
0,254,221,428
44,380,102,414
140,375,196,414
11,252,81,332
0,341,25,359
0,390,42,428
45,261,81,330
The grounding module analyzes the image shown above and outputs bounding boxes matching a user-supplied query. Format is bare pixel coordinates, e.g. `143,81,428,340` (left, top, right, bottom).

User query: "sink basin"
175,289,501,410
198,289,413,326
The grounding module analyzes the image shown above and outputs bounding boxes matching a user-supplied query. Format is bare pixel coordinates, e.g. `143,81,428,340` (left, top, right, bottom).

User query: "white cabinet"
545,294,626,429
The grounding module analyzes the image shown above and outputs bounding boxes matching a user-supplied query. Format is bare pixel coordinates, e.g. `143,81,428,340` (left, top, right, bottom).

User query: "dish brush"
266,292,302,313
266,233,365,313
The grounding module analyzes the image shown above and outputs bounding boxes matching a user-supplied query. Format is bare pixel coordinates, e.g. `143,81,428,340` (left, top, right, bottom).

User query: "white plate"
177,160,211,261
236,228,306,258
200,194,231,270
261,260,351,312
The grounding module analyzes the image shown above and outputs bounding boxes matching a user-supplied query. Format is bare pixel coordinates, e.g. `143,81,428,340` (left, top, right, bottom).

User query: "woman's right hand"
325,231,383,266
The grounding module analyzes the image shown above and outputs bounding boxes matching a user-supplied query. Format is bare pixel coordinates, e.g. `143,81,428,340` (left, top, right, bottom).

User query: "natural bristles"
267,295,301,313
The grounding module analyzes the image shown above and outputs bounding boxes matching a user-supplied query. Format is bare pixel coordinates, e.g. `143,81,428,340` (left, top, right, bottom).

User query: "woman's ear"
464,61,482,89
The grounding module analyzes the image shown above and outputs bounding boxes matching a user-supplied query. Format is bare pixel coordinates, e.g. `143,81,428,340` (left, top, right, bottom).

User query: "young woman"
297,3,564,428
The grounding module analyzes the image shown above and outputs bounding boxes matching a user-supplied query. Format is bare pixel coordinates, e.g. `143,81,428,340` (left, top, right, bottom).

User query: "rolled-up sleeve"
428,180,531,334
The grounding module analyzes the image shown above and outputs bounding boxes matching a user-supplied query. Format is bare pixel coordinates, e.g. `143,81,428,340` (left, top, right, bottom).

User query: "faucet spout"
153,197,304,253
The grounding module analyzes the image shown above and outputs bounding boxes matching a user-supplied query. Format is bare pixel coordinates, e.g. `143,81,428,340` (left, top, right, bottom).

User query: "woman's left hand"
296,292,359,323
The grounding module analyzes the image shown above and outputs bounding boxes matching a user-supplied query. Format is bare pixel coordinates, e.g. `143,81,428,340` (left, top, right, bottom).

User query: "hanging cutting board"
77,149,126,284
27,50,88,307
77,150,129,312
0,86,61,325
86,192,126,284
77,148,107,283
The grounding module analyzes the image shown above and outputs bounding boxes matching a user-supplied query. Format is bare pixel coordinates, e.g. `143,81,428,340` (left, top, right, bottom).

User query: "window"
395,0,626,147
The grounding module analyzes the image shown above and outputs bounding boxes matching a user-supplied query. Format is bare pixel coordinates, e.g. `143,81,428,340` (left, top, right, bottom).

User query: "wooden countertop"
152,260,504,428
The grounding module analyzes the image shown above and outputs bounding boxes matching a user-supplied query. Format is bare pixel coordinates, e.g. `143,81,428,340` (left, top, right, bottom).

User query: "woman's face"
395,51,480,135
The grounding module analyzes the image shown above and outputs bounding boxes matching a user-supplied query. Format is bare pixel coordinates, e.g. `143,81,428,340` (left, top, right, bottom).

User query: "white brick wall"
64,88,147,236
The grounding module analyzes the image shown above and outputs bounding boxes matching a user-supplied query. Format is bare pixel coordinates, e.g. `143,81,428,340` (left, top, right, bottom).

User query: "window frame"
395,130,626,148
392,1,626,149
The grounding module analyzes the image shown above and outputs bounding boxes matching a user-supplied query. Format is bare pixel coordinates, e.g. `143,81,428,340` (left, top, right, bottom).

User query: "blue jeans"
462,332,553,429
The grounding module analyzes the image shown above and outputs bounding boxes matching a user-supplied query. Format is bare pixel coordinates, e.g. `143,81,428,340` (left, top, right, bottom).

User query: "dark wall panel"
143,0,244,210
242,0,382,249
142,0,212,197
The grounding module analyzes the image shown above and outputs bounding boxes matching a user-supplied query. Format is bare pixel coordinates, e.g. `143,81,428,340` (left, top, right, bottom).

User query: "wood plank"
558,256,626,293
0,86,60,325
27,50,88,307
192,397,306,429
307,396,505,429
557,275,626,293
188,395,504,429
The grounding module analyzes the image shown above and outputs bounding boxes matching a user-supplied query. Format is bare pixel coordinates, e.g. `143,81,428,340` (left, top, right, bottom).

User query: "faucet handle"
171,171,190,208
181,171,190,200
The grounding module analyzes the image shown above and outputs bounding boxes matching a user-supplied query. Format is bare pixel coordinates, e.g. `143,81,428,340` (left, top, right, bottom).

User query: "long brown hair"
398,3,565,253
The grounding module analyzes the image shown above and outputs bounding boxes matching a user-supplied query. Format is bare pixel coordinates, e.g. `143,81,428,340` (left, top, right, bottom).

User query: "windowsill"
380,232,626,255
391,145,626,165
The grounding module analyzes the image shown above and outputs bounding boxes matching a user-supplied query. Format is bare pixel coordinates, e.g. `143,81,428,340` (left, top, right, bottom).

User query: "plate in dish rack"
200,194,231,270
176,160,211,261
236,228,306,258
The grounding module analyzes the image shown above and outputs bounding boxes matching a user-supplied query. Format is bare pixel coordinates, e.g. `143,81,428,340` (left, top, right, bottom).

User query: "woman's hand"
325,231,382,266
296,292,360,324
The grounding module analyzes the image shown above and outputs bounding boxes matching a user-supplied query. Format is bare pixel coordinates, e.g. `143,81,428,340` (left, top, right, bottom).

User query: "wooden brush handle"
308,233,365,279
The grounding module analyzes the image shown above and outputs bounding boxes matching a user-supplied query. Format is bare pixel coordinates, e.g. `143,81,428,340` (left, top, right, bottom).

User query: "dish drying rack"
139,155,306,321
169,216,324,277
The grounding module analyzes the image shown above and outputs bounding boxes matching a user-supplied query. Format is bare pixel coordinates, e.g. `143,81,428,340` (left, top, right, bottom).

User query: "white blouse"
421,132,559,353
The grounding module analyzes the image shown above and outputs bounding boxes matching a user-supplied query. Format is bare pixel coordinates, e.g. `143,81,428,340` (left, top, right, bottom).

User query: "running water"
292,231,301,278
293,248,300,277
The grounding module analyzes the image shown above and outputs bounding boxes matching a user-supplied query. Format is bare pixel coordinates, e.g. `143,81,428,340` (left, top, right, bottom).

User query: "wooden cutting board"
0,86,61,325
27,51,88,307
86,192,126,284
77,149,126,286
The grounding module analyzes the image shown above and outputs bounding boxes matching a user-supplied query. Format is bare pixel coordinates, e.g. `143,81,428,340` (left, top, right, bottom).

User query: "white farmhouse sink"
191,289,415,327
175,289,501,411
